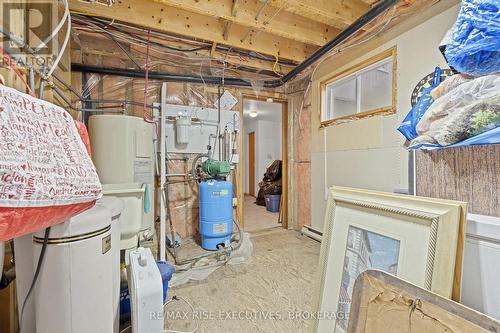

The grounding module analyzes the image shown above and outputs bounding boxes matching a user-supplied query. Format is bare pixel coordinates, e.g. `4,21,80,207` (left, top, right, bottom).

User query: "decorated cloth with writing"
0,85,102,240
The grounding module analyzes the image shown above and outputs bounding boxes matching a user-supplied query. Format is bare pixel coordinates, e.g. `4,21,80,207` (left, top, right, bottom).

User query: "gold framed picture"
313,186,466,333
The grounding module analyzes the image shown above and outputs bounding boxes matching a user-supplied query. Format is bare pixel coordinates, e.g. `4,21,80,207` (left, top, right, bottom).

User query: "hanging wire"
143,29,154,123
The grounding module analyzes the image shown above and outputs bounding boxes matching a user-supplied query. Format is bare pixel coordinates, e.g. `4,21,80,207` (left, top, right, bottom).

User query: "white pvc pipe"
159,83,167,262
46,0,71,78
34,0,69,53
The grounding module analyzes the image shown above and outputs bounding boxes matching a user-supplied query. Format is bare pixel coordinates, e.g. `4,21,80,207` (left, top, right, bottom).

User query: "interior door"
248,131,255,197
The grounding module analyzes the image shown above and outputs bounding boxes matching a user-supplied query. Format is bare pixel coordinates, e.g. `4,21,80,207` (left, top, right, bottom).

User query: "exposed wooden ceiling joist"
69,0,317,62
151,0,341,46
268,0,371,29
74,30,292,75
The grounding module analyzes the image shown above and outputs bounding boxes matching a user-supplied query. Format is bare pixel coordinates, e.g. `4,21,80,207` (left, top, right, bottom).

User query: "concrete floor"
243,195,281,233
166,228,321,333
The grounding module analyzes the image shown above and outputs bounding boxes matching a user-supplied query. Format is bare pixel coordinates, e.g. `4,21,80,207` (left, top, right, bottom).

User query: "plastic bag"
0,85,102,240
412,74,500,146
169,232,253,287
410,126,500,150
430,74,474,100
398,67,442,141
445,0,500,76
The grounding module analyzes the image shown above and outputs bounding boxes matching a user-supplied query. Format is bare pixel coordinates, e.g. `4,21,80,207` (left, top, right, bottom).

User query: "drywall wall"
309,4,461,232
244,118,282,195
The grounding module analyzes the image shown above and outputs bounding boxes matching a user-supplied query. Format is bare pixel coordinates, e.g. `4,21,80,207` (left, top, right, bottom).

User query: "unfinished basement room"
0,0,499,332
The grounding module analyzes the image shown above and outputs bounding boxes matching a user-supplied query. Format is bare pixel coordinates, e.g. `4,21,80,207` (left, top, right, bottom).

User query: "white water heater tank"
89,115,155,239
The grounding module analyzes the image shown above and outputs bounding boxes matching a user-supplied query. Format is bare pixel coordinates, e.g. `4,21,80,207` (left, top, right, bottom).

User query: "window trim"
320,47,397,127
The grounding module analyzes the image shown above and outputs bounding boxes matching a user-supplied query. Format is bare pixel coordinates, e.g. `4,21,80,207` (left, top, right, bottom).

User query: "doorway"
242,97,287,232
248,131,256,197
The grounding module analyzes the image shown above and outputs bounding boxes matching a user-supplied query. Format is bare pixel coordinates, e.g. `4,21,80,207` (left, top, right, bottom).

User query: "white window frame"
321,47,397,126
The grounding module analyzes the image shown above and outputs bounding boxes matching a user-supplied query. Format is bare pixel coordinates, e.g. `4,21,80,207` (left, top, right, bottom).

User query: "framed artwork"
313,187,466,333
347,270,500,333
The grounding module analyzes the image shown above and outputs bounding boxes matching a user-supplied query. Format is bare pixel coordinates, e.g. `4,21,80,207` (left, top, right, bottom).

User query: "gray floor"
165,228,321,333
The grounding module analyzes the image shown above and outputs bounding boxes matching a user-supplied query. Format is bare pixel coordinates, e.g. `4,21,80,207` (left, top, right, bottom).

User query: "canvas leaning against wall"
312,186,466,333
347,270,500,333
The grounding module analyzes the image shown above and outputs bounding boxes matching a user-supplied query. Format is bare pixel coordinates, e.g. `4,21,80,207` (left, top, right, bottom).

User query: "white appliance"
461,213,500,321
31,205,114,333
14,234,37,333
89,115,155,241
102,183,146,250
128,247,164,333
96,196,125,333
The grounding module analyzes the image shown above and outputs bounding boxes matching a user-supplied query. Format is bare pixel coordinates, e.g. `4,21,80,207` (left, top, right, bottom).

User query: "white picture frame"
313,186,466,333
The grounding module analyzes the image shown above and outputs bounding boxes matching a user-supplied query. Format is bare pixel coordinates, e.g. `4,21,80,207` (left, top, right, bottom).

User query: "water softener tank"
199,180,233,250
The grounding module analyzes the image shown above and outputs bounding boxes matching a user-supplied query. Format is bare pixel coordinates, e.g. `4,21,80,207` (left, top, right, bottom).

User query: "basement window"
321,48,397,125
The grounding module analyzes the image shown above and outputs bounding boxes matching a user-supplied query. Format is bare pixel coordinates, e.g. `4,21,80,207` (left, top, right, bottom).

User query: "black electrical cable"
75,17,143,69
71,0,398,88
19,227,51,331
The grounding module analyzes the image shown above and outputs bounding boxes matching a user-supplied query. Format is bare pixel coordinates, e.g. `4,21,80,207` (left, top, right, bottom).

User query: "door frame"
248,131,256,197
240,95,289,229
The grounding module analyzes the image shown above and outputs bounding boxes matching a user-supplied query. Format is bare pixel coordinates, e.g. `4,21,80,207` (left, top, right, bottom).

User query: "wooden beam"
75,31,293,75
210,42,217,57
268,0,371,28
69,0,317,62
151,0,340,46
223,21,232,41
0,3,28,93
231,0,240,16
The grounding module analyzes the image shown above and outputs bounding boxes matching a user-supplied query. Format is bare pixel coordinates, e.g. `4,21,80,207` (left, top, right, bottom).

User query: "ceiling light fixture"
266,98,273,103
249,110,258,118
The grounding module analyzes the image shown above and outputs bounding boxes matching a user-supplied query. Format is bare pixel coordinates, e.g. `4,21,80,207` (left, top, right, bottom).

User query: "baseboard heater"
301,225,322,242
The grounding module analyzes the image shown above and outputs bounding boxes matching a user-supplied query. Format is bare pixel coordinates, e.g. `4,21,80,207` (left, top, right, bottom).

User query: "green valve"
202,159,231,178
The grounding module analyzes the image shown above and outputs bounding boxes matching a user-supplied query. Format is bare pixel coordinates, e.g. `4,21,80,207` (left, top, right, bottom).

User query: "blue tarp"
409,126,500,150
445,0,500,76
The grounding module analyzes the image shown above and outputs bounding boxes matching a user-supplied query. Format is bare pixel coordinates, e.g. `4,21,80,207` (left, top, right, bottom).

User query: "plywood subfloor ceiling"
69,0,376,73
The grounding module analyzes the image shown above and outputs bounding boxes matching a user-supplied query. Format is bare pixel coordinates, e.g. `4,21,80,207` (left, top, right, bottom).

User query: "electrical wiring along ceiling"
71,14,296,81
73,0,448,90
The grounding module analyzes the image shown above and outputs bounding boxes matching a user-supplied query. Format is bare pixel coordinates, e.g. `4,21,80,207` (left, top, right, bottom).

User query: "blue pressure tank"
199,180,233,250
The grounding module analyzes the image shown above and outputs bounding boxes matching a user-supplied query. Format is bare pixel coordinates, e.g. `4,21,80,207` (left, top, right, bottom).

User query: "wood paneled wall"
416,145,500,217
